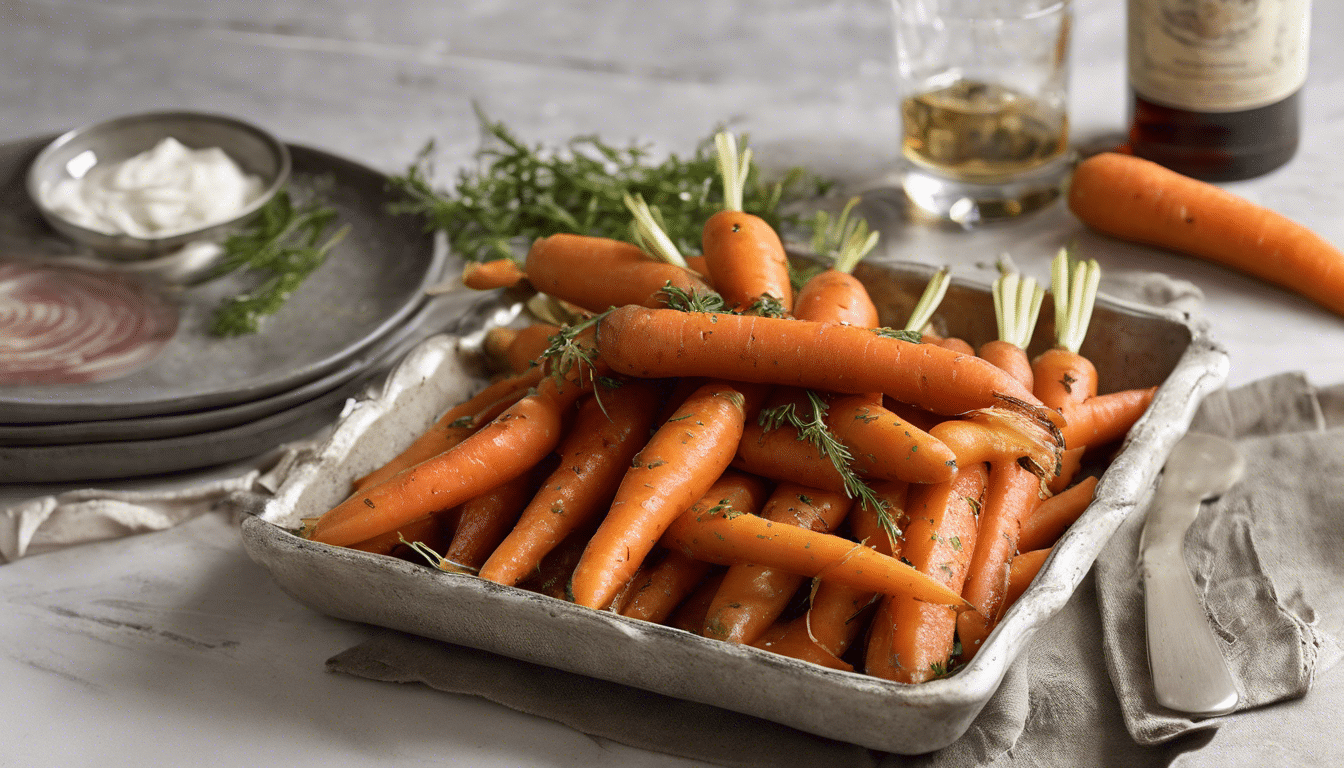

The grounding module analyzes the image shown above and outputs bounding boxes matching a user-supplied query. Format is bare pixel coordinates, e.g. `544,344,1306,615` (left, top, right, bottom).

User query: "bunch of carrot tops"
303,134,1158,683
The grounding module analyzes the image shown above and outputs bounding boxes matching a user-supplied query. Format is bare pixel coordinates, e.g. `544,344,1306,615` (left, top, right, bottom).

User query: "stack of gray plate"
1,139,448,484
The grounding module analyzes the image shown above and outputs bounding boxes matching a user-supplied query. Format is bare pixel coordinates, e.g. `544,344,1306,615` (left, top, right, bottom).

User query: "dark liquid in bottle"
1128,90,1300,181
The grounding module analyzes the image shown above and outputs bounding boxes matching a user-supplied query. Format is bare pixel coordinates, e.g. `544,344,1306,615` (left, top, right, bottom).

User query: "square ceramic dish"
240,261,1228,754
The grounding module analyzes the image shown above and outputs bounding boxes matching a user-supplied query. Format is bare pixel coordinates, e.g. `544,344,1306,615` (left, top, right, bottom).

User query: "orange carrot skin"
353,368,543,492
734,416,848,493
310,375,588,548
1069,152,1344,318
1032,347,1098,411
568,382,759,609
515,524,599,601
347,511,453,557
597,306,1043,416
792,269,879,328
1018,475,1098,552
442,461,548,571
525,234,710,313
661,480,969,609
1048,446,1086,495
978,339,1034,391
462,258,527,291
1060,386,1158,449
702,210,793,312
933,336,975,356
479,379,664,587
504,323,560,374
702,485,852,644
668,571,728,633
826,395,957,485
1002,547,1052,614
956,461,1042,663
618,550,715,623
865,463,987,683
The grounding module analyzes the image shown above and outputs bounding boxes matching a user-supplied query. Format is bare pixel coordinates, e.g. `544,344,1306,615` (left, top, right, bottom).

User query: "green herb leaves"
208,189,348,336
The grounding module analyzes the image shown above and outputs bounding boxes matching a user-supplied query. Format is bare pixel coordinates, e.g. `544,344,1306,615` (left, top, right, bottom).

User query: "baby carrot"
1002,547,1053,614
977,263,1046,391
462,257,527,291
1069,151,1344,318
1017,475,1099,553
661,474,970,609
596,306,1045,416
701,484,852,644
1060,386,1159,449
668,571,728,634
825,394,957,485
479,378,664,587
702,133,793,312
346,511,453,558
568,381,763,609
617,550,715,623
525,233,710,313
440,458,552,572
793,197,881,328
865,463,987,683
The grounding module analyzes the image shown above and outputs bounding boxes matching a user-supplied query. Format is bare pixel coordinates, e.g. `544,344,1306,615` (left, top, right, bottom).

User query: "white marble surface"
3,0,1343,765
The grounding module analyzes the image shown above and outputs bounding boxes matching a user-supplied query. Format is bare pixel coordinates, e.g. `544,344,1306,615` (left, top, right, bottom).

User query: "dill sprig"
386,107,828,262
758,390,899,542
208,188,347,336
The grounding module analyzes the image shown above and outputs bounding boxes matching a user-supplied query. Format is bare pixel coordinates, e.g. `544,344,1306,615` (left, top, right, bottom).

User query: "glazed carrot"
1069,151,1344,318
662,473,970,609
505,323,561,373
750,482,907,668
734,389,847,493
347,511,453,557
462,257,527,291
309,367,597,548
793,197,881,328
977,263,1046,391
479,378,664,586
702,484,852,644
955,461,1043,663
1002,547,1053,614
668,571,728,633
617,550,715,623
928,405,1060,480
515,523,600,601
351,367,543,492
525,233,710,313
440,458,552,572
701,133,793,312
1017,475,1098,553
865,463,987,683
596,306,1046,416
1060,386,1159,449
825,394,957,485
568,381,763,609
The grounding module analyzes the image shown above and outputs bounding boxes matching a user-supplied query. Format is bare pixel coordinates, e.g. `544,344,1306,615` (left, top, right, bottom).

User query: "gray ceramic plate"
0,136,446,423
239,262,1229,755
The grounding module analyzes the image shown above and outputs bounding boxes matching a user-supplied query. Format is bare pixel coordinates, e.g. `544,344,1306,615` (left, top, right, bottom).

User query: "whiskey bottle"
1127,0,1311,181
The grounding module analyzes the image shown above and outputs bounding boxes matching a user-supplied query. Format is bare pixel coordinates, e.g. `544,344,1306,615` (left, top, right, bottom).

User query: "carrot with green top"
793,197,881,328
978,262,1046,390
568,380,765,609
479,377,664,586
661,472,970,609
702,484,853,644
701,133,793,313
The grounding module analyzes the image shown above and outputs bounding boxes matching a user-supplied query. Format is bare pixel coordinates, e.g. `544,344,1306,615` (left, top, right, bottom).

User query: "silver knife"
1139,431,1244,716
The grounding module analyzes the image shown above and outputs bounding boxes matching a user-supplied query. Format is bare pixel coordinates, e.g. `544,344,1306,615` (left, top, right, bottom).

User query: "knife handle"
1142,543,1240,715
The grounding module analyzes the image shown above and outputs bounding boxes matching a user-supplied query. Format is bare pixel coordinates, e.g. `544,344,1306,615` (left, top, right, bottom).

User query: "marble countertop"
3,0,1342,765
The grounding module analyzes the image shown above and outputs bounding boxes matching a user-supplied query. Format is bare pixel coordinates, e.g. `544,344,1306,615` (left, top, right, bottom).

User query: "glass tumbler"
892,0,1073,225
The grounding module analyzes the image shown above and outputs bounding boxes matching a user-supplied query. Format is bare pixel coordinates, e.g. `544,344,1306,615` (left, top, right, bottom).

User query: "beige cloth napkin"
326,371,1344,767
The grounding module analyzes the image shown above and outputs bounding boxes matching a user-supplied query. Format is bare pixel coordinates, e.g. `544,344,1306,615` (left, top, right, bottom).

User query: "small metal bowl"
26,111,291,260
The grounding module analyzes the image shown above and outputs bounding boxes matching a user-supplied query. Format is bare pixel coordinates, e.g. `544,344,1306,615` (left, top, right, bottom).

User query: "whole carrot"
309,365,597,548
462,257,527,291
1069,151,1344,318
701,133,793,312
439,458,552,572
1017,475,1098,553
661,474,970,609
793,197,881,328
825,394,956,485
568,381,763,609
479,378,664,587
977,262,1046,391
865,463,987,683
701,484,852,644
525,233,710,313
617,550,715,624
1002,547,1053,614
596,306,1045,416
347,511,454,558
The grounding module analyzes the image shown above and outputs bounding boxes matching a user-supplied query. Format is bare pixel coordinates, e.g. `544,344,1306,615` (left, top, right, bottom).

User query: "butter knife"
1139,431,1244,716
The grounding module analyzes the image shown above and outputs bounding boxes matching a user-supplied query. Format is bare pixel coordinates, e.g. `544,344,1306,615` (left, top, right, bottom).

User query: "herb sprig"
387,107,828,262
208,189,348,336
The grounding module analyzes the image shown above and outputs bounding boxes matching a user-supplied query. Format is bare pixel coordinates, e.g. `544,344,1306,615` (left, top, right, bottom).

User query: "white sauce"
43,137,265,238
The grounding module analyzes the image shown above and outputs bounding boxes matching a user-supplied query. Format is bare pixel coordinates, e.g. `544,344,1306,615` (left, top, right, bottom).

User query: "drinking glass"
892,0,1073,225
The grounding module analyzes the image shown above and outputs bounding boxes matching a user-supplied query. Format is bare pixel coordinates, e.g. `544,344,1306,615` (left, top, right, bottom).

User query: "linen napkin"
325,372,1344,767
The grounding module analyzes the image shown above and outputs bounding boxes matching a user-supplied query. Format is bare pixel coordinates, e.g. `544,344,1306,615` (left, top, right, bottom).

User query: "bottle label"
1128,0,1311,112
